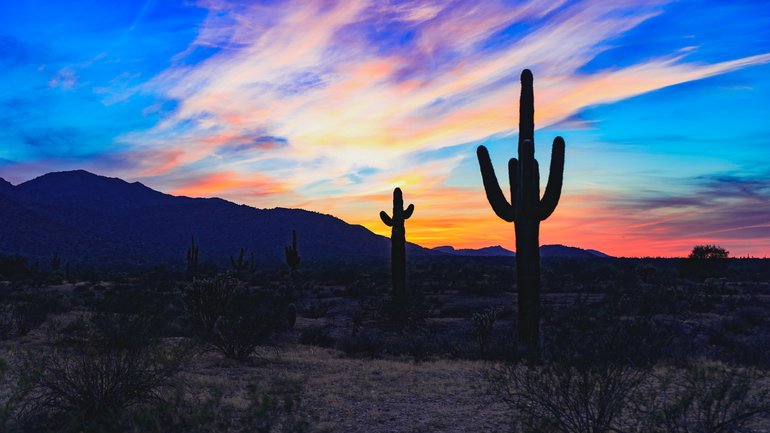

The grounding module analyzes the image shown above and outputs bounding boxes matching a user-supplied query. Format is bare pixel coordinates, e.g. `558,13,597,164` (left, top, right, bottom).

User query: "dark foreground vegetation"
1,253,769,432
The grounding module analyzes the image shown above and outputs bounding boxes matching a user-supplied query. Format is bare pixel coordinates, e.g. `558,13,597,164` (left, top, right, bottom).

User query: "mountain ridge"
432,244,611,258
0,170,432,268
0,170,610,267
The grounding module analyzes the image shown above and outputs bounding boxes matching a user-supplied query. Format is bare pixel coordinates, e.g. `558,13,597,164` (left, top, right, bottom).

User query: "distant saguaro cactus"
477,69,565,358
186,236,199,275
380,187,414,311
50,252,61,272
285,230,301,272
231,248,257,273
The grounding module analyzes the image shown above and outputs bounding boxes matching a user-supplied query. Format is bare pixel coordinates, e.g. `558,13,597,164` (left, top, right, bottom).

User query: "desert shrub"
639,361,770,433
130,378,313,433
298,326,335,348
0,356,38,432
0,301,51,340
392,325,437,363
12,314,190,433
403,329,433,363
0,305,14,340
302,300,335,319
471,308,498,358
491,361,648,433
542,293,674,367
184,275,287,362
0,254,29,280
336,331,380,358
682,245,729,280
183,276,237,336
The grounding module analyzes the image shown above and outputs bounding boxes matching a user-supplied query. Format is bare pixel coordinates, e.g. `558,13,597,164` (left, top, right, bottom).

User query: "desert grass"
184,345,509,433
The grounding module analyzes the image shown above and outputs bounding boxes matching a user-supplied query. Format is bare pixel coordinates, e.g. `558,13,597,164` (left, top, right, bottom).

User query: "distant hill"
540,244,611,258
434,244,611,258
433,245,515,257
0,170,434,268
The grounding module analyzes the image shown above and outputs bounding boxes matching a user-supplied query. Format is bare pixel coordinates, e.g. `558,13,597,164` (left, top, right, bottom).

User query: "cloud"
546,173,770,257
64,0,770,255
124,1,769,182
168,170,293,206
48,68,78,89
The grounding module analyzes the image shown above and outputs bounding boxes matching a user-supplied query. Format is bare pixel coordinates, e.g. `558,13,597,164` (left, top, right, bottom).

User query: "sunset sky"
1,0,769,257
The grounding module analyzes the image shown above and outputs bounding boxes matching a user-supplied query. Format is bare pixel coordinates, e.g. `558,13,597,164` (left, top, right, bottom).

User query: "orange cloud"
169,171,290,203
108,0,770,257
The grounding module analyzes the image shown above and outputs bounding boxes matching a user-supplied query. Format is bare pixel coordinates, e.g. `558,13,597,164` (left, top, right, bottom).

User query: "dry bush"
184,275,287,362
130,378,313,433
12,314,190,433
471,308,498,358
638,361,770,433
490,362,648,433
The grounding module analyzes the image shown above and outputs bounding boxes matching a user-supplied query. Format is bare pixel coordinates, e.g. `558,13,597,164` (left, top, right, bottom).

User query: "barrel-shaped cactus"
477,69,565,358
380,188,414,311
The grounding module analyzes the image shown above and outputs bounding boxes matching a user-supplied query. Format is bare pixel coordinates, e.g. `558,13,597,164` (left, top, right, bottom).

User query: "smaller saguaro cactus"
187,236,199,275
380,187,414,311
50,252,61,272
231,248,257,272
285,230,301,272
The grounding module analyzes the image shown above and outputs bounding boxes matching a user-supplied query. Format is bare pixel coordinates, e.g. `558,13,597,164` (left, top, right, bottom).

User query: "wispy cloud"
3,0,769,255
546,173,770,257
126,0,768,188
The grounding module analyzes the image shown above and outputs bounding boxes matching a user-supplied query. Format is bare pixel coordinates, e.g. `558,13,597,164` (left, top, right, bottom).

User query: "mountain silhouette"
433,244,610,258
540,244,610,258
433,245,516,257
0,170,433,268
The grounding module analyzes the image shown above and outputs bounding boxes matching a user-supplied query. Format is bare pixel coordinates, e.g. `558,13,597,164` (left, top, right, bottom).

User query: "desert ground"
1,256,769,432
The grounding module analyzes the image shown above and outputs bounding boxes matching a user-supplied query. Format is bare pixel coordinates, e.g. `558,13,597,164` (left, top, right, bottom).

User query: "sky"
0,0,769,257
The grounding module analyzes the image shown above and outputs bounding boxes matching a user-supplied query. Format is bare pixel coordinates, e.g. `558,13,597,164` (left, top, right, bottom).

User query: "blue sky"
0,0,768,256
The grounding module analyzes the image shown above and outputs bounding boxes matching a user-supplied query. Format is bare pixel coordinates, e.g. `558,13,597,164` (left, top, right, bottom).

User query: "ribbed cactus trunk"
477,69,565,359
380,188,414,312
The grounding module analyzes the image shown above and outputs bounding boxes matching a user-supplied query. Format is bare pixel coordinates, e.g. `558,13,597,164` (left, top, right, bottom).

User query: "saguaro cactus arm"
477,146,516,222
403,203,414,219
380,211,393,226
539,136,565,220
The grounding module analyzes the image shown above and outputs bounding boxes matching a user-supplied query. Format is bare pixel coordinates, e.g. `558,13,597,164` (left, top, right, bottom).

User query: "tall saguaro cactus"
380,188,414,310
476,69,565,357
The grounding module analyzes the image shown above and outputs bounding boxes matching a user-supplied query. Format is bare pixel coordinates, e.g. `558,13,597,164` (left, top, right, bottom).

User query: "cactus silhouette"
186,236,199,275
476,69,565,358
231,248,257,272
380,187,414,311
50,251,61,272
285,230,301,272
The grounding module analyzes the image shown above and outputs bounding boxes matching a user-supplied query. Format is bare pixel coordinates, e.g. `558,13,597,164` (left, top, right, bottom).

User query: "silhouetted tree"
684,244,729,280
380,187,414,316
285,230,301,272
689,244,729,260
477,69,565,359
